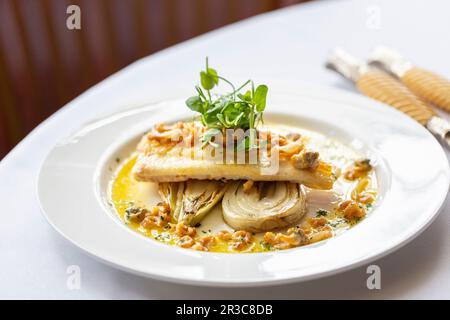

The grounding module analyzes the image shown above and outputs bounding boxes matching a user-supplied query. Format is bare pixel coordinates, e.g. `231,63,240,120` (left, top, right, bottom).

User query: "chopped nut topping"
124,206,148,223
197,235,215,248
263,228,307,249
139,202,171,229
278,139,303,156
143,121,204,150
309,229,333,244
344,159,372,180
263,232,276,243
264,225,333,247
231,230,252,250
217,230,232,241
140,216,158,229
338,200,366,220
175,222,197,237
177,236,195,248
307,217,328,228
291,150,320,170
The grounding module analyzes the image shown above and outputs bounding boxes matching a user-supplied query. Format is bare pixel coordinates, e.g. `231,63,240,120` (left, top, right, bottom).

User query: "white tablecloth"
1,0,450,299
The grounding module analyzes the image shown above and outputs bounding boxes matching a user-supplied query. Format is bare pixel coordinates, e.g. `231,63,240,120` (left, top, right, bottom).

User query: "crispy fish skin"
133,153,335,190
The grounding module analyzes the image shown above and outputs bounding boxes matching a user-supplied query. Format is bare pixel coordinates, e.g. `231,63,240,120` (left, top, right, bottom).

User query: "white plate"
37,89,450,287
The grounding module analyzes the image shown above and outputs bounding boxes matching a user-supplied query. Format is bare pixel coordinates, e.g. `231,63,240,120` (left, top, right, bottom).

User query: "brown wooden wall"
0,0,310,159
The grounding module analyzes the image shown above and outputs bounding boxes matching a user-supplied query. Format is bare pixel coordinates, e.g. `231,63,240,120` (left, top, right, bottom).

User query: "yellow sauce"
110,127,378,253
111,155,268,252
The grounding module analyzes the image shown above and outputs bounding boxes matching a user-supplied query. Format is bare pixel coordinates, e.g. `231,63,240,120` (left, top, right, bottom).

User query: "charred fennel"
222,181,306,232
159,180,228,226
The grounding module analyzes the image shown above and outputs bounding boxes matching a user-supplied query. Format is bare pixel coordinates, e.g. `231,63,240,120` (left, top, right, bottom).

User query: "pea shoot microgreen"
185,58,268,150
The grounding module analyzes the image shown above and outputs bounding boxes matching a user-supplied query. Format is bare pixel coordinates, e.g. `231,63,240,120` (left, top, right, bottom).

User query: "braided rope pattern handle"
402,67,450,112
356,70,435,125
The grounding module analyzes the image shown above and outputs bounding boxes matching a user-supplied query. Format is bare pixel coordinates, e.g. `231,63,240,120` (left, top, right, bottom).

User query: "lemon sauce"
110,127,378,253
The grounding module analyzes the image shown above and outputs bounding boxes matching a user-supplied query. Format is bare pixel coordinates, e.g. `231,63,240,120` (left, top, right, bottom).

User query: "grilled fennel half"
159,180,228,226
222,181,306,232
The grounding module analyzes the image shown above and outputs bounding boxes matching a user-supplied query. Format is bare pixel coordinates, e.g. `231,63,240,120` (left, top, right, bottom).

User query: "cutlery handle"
402,67,450,112
328,47,450,147
356,70,436,125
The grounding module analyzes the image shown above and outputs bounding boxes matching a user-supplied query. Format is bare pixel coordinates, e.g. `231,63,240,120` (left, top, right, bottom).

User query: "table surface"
1,0,450,299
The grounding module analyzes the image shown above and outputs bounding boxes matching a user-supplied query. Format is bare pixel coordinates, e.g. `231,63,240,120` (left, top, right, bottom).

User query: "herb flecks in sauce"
316,209,329,217
111,130,378,254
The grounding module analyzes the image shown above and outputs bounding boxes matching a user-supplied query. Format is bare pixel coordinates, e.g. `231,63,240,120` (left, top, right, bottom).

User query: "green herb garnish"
186,58,268,149
316,209,328,217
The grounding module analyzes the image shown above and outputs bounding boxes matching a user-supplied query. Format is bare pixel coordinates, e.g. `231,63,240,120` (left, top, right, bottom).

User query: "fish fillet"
132,123,336,190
